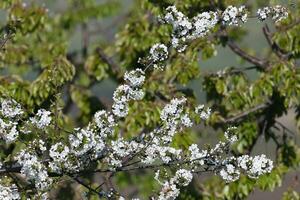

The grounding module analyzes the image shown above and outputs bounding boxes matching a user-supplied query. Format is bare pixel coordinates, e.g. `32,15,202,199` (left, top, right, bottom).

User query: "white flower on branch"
16,150,52,190
0,118,19,143
30,109,52,129
150,43,169,62
257,5,288,22
124,68,145,87
189,144,207,165
222,5,248,26
0,99,23,119
237,154,273,178
195,104,211,120
94,110,115,137
158,169,192,200
219,164,240,182
0,184,20,200
224,126,238,143
112,84,144,117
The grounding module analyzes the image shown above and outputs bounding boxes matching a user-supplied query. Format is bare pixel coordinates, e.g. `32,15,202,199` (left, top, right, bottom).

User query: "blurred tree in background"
0,0,300,199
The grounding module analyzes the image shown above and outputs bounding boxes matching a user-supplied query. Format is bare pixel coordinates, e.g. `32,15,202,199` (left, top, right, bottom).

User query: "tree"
0,0,299,199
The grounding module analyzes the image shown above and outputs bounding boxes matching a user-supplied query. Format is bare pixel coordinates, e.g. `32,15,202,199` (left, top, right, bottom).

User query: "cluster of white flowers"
94,110,115,137
224,126,238,143
195,104,211,120
0,99,23,118
0,184,20,200
150,43,169,62
142,136,182,164
160,98,193,142
222,5,248,25
161,6,218,52
124,68,145,87
158,169,193,200
162,5,288,52
0,99,23,143
257,5,288,22
30,109,52,129
219,163,240,182
237,154,273,178
49,142,71,172
188,144,207,165
0,118,18,143
69,127,105,159
218,154,274,182
112,68,146,117
112,84,144,117
106,138,143,168
16,150,52,190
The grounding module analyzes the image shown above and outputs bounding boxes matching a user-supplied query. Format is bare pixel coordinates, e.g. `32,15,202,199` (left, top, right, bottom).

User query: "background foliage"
0,0,299,199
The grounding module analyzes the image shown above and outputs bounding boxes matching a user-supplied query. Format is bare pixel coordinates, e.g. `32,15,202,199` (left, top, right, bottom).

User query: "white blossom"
157,169,192,200
237,154,273,178
224,126,238,143
257,5,288,22
124,68,145,87
173,169,193,186
0,99,23,118
0,118,19,143
150,43,168,62
219,164,240,182
189,144,207,165
0,184,20,200
30,109,52,129
195,104,211,120
94,110,115,137
222,5,248,26
16,150,52,190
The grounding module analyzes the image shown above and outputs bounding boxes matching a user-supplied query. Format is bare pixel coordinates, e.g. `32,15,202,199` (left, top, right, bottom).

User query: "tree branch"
262,24,292,60
227,40,269,69
221,102,270,124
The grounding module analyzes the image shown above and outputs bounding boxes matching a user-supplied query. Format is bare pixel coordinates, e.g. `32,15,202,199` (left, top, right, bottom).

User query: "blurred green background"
0,0,299,199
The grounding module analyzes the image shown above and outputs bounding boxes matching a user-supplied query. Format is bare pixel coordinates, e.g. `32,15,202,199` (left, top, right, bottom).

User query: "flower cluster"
238,154,273,178
161,6,218,52
0,99,23,143
16,150,52,190
0,184,20,200
150,43,169,62
161,5,288,52
224,126,238,143
30,109,52,129
219,163,240,182
142,136,182,164
222,5,248,25
257,5,288,22
189,144,207,165
124,68,145,87
112,68,145,117
160,98,192,142
0,99,23,118
106,138,143,168
195,104,211,120
157,169,193,200
217,153,273,182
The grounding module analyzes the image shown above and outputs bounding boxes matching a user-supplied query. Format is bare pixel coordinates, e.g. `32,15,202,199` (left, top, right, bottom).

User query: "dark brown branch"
73,177,105,197
227,40,269,69
222,102,270,124
262,24,292,60
95,47,120,76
